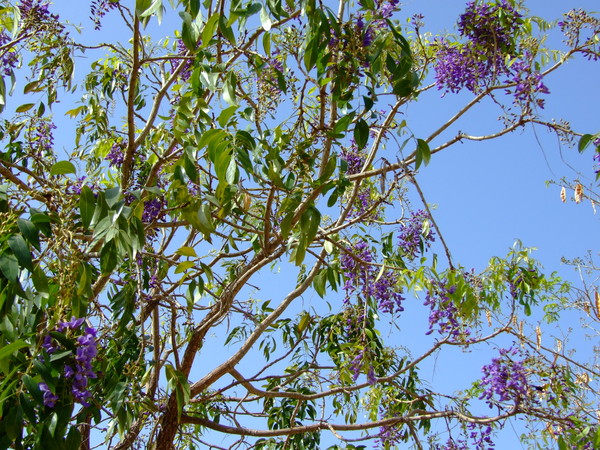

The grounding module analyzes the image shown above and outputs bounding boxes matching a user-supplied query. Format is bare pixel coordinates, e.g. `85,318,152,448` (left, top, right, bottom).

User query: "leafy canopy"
0,0,599,449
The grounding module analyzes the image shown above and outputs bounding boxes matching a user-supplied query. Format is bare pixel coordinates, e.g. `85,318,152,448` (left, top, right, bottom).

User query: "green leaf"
201,14,220,47
333,113,355,135
32,266,49,294
226,157,238,185
301,206,321,244
175,261,195,274
139,0,163,18
79,186,96,230
17,218,40,251
353,119,369,150
188,0,200,18
176,246,198,257
15,103,35,113
218,15,236,45
222,72,238,106
218,105,238,127
65,427,82,449
578,134,594,153
49,161,76,176
8,234,33,272
0,76,5,112
100,240,118,275
0,340,28,361
180,11,197,51
0,254,19,282
260,5,272,31
197,204,215,235
415,138,431,170
23,79,42,94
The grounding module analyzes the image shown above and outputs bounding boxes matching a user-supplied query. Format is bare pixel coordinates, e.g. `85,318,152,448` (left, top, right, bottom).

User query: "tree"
0,0,599,448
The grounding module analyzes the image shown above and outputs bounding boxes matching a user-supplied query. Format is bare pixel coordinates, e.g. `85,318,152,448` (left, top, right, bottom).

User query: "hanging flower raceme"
479,346,530,407
424,282,471,340
397,209,435,260
340,240,405,315
39,317,98,408
434,0,522,94
432,0,552,108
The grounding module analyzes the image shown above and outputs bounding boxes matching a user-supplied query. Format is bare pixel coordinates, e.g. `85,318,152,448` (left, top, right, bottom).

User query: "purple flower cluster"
105,141,126,167
348,189,379,220
349,351,376,384
457,0,521,52
424,282,470,340
433,40,503,94
90,0,119,30
434,1,552,108
19,0,58,24
66,176,99,196
508,59,550,108
433,424,495,450
340,240,405,315
340,146,382,220
558,9,600,60
351,0,401,51
30,120,57,155
340,142,365,175
378,0,400,20
0,32,18,76
479,346,529,407
376,408,405,448
39,317,98,407
397,210,435,260
434,1,521,93
39,382,59,408
172,39,193,81
142,197,164,223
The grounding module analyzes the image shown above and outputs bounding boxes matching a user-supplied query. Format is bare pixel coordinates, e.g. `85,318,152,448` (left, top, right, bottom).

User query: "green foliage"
0,0,598,449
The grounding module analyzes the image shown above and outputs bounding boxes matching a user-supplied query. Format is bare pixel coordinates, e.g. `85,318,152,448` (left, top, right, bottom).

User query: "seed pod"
595,290,600,320
536,325,542,350
560,186,566,203
574,183,583,203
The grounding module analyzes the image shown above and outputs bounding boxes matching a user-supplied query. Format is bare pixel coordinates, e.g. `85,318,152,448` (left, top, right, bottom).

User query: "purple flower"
171,39,193,81
378,0,399,20
341,241,404,315
350,351,364,381
424,281,470,340
142,197,164,223
56,316,85,332
507,59,550,108
398,210,435,260
106,141,126,167
39,382,59,408
434,1,523,94
40,321,98,407
0,32,19,76
367,366,376,385
479,346,530,407
90,0,120,30
340,143,365,175
457,1,522,51
42,334,57,354
64,365,74,378
19,0,55,21
30,120,57,155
